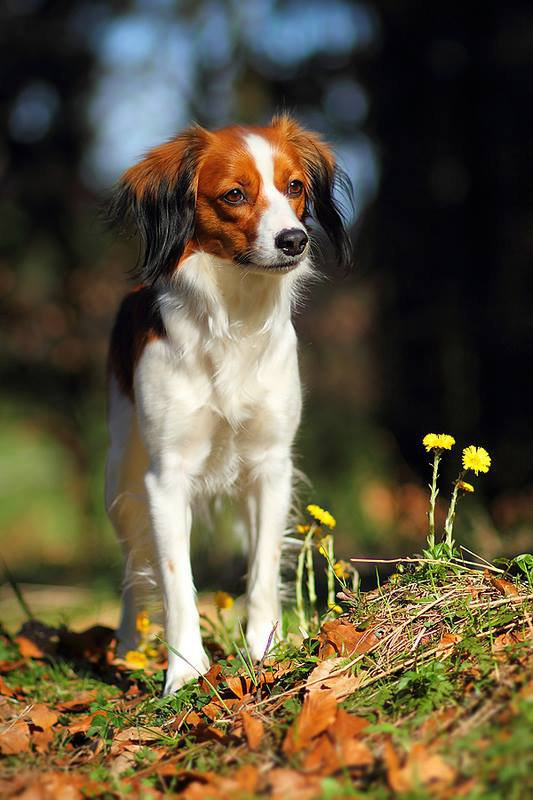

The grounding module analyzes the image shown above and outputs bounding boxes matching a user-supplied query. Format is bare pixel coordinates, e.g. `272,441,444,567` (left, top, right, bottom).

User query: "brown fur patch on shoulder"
108,286,166,401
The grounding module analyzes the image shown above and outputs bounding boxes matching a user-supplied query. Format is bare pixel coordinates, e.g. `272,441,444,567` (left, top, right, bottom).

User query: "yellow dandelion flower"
295,524,311,535
423,433,439,451
125,650,147,669
307,504,336,529
144,646,159,659
333,560,351,580
435,434,455,450
135,610,151,634
462,445,491,475
423,433,455,452
328,603,343,614
214,591,234,610
457,480,475,493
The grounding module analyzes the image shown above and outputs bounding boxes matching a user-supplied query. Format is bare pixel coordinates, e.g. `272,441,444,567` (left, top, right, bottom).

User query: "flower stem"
306,530,317,629
296,525,315,636
295,539,307,636
427,451,441,548
327,535,335,609
444,474,463,550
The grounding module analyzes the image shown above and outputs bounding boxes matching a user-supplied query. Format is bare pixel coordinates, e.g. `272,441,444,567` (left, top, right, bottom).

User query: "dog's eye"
287,180,303,197
222,188,245,205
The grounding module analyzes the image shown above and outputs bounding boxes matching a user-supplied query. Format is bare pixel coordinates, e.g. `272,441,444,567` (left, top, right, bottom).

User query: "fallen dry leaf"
384,739,457,796
29,703,59,730
225,674,254,699
330,708,369,739
318,619,379,660
198,663,223,692
302,709,373,775
66,711,106,736
283,689,337,755
270,768,322,800
0,676,16,697
32,727,54,754
56,690,98,712
15,635,46,659
240,710,264,750
303,730,373,776
302,733,338,774
436,630,463,659
0,659,26,674
114,725,165,744
336,736,374,771
15,620,59,659
183,710,203,728
17,771,84,800
0,719,31,754
201,696,240,721
176,765,259,800
0,698,15,723
110,745,140,777
305,658,360,700
493,630,528,662
487,574,519,597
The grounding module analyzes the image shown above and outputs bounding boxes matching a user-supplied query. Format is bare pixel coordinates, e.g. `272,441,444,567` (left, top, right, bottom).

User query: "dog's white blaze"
244,133,305,263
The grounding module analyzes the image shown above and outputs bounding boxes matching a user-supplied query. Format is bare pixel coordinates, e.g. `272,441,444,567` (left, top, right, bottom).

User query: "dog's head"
109,114,352,283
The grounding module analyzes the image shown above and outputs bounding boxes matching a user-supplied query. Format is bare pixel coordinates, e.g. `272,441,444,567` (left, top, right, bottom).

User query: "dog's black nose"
274,228,309,256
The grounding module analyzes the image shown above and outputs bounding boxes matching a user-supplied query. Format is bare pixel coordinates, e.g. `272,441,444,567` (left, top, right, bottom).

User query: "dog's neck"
158,250,314,341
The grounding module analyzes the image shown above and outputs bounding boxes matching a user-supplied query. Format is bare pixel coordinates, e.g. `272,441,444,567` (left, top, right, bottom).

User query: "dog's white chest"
136,304,301,497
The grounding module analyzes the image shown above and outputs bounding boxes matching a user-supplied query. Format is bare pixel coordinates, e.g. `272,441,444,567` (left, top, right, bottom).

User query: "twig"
1,558,33,620
459,545,501,570
350,555,505,574
466,592,533,611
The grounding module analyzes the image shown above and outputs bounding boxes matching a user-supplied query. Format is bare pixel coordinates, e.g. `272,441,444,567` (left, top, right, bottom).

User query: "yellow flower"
295,524,311,535
423,433,439,451
333,560,351,580
462,446,491,475
423,433,456,452
125,650,147,669
214,591,234,610
317,535,332,558
457,480,475,493
328,603,343,614
435,434,455,450
307,504,336,529
135,610,151,634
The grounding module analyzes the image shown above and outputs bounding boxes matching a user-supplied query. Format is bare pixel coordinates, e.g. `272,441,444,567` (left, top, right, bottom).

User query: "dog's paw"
163,650,210,696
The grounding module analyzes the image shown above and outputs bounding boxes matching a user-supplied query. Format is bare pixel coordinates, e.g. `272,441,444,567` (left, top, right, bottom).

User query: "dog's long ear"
272,114,353,273
108,127,209,284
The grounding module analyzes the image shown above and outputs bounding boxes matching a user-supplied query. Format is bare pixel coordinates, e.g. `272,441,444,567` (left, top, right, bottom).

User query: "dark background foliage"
1,0,532,593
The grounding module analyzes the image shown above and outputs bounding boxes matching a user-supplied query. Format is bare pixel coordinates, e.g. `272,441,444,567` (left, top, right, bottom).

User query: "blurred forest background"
1,0,532,620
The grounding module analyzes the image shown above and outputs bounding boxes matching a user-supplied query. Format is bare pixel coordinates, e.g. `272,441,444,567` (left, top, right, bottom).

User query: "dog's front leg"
245,453,292,661
145,467,209,694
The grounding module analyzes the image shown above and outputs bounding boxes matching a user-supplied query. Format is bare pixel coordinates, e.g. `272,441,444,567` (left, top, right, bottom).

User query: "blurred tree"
0,0,108,563
367,0,533,492
1,0,531,582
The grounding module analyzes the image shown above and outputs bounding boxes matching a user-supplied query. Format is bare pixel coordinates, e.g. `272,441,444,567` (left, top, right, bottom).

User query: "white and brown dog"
105,114,351,694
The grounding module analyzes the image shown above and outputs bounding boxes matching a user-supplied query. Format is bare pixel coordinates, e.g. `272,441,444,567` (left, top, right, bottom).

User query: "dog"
105,113,352,694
